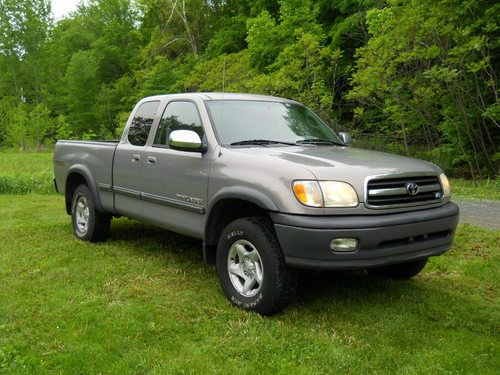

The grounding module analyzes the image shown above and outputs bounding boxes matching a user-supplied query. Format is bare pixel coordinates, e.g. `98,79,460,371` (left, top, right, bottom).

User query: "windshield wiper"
296,138,345,146
230,139,295,146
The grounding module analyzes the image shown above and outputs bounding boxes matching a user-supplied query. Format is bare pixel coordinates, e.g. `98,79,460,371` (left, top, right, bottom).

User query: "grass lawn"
0,153,54,194
450,178,500,200
0,194,498,374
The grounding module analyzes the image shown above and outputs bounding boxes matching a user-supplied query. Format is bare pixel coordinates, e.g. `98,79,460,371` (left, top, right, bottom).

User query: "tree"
64,50,100,134
348,0,499,177
0,0,52,103
0,0,496,180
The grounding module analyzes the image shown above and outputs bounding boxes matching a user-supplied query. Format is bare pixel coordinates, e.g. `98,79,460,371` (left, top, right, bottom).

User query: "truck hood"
226,145,441,199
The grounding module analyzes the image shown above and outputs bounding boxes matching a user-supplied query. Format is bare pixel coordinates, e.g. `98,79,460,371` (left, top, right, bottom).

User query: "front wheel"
370,258,428,279
216,217,296,315
71,184,111,242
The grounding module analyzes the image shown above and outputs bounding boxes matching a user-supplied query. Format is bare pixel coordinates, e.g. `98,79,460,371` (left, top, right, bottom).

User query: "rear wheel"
371,258,428,279
71,184,111,242
216,217,296,315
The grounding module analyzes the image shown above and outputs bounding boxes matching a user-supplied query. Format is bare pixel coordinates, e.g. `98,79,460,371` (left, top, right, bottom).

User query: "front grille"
366,175,443,208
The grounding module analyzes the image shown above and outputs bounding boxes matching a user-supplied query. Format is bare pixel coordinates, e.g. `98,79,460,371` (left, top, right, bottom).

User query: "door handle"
131,154,141,162
146,156,156,165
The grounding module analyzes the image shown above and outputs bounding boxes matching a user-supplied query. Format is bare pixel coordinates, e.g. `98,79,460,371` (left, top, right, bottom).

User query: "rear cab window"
128,101,161,146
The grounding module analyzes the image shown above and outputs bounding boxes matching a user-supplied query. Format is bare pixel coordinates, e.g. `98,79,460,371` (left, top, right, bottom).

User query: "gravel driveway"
454,198,500,231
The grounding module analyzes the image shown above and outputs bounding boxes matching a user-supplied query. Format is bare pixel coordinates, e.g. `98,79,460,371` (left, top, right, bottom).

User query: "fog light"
330,238,358,252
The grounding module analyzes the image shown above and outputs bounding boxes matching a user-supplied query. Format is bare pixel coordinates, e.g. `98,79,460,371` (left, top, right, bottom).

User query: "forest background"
0,0,498,179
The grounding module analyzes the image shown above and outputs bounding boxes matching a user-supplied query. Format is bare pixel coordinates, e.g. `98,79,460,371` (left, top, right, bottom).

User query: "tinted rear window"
128,101,160,146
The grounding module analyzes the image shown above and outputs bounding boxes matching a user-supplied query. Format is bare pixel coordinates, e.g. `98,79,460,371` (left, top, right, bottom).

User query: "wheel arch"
65,165,103,214
203,187,279,262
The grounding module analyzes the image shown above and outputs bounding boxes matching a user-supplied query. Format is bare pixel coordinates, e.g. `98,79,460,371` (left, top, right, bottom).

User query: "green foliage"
0,0,52,102
348,0,499,177
247,0,322,73
1,103,60,150
176,51,256,93
2,104,29,150
0,0,497,178
205,15,248,57
246,10,281,71
28,103,56,148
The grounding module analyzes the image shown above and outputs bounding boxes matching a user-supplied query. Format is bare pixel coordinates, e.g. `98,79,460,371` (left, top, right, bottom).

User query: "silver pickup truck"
54,93,459,314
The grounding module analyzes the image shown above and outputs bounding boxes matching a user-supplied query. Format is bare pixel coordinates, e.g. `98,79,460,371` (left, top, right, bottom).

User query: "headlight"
439,173,451,198
292,180,358,208
319,181,359,207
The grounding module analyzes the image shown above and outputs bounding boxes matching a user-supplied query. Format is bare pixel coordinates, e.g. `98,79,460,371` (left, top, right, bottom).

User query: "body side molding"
107,186,206,214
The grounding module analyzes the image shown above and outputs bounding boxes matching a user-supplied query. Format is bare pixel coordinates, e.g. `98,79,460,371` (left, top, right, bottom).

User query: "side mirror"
169,130,206,152
338,132,352,145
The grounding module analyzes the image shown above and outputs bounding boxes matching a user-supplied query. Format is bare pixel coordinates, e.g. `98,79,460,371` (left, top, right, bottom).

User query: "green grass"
0,152,53,175
1,194,498,374
0,153,54,194
450,178,500,200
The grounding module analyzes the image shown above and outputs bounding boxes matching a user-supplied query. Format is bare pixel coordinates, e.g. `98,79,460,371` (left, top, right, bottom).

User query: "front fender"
208,186,279,213
202,186,279,251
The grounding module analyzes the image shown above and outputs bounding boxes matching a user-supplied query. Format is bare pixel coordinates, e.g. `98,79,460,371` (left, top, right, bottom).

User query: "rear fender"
65,164,104,213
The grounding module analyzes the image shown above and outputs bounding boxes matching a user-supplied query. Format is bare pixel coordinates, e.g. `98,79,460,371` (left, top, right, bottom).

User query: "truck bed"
54,140,119,213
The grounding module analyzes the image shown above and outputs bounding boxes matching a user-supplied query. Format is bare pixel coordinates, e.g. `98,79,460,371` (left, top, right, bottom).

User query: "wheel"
216,217,296,315
371,258,428,279
71,184,111,242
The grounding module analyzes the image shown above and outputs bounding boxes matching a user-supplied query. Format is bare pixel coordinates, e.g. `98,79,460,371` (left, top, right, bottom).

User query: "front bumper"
271,202,459,270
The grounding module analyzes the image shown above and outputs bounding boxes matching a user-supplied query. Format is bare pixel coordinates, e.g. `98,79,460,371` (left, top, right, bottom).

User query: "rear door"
113,100,161,219
141,99,210,238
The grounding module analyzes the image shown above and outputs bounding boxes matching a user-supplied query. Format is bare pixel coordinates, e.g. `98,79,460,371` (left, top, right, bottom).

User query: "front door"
141,100,210,238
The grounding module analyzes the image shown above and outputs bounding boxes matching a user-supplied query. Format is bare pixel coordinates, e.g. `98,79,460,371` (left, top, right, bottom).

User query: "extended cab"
54,93,459,314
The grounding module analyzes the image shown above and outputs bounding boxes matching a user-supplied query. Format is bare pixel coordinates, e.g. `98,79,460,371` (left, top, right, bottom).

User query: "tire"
71,184,111,242
371,258,428,280
216,217,296,315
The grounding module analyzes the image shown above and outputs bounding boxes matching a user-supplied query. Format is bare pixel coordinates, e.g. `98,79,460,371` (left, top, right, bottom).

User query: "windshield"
205,100,342,145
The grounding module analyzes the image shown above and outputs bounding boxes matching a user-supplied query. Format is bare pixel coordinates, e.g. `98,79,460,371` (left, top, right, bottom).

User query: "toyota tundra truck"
53,93,459,314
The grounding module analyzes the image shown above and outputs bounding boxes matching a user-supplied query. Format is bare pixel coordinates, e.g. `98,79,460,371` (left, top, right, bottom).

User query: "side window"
154,101,204,147
128,101,160,146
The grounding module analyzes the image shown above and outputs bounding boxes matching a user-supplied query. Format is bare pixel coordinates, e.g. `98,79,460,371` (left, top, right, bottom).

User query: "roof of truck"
140,92,298,104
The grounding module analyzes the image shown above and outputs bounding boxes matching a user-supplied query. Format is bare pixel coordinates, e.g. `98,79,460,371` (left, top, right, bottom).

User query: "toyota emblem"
405,182,419,196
